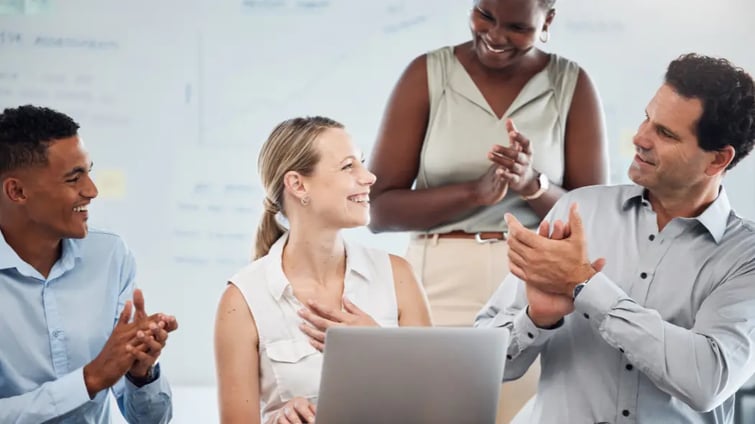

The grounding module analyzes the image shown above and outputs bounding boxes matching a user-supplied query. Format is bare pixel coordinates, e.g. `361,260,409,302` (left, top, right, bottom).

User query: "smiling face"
300,127,376,230
628,84,716,197
11,135,98,239
470,0,553,70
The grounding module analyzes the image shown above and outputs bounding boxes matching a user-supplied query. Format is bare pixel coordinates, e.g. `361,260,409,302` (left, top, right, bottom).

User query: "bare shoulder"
218,283,250,312
216,283,257,340
389,254,418,285
567,65,603,108
396,53,429,90
389,254,432,326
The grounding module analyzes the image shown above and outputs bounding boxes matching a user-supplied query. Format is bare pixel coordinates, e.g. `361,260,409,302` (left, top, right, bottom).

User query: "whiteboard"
1,0,754,388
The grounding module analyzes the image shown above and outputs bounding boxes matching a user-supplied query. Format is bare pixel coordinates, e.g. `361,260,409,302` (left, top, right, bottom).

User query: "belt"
416,230,508,243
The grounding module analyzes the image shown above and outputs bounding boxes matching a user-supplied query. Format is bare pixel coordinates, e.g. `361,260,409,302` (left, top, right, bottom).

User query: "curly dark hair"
665,53,755,170
0,105,80,175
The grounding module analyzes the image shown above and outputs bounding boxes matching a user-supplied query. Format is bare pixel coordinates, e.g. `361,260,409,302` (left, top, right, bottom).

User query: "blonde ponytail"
253,205,285,259
253,116,343,259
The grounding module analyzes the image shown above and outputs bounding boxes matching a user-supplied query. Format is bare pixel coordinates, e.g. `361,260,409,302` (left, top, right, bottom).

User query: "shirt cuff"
574,272,627,329
54,367,92,415
124,372,166,395
509,307,559,355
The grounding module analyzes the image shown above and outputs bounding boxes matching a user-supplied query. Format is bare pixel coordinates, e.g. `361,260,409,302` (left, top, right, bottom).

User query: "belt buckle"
474,232,506,244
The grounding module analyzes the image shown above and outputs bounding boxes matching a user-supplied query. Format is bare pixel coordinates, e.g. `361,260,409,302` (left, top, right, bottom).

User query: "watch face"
573,283,585,299
522,173,549,200
539,173,549,190
148,363,160,381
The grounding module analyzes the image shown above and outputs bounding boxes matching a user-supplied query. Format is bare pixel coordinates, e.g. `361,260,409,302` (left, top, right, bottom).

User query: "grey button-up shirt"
475,184,755,423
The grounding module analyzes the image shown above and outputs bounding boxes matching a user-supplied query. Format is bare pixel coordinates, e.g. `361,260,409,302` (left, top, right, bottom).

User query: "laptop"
315,327,509,424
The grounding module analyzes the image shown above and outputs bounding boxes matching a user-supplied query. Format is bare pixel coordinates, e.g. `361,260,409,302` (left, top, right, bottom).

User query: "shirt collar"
621,185,731,244
57,238,83,272
0,230,83,277
0,229,25,271
620,185,648,209
694,187,731,244
265,233,373,301
343,236,372,282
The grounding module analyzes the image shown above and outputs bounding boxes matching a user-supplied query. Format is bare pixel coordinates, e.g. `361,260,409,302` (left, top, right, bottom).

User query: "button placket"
628,207,661,303
42,284,70,376
616,345,639,424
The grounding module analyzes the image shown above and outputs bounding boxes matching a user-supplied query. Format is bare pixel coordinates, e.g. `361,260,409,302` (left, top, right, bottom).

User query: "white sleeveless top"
229,233,399,422
416,46,581,231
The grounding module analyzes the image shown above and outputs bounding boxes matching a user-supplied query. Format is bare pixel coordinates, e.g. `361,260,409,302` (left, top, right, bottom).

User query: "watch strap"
126,362,160,387
521,172,549,200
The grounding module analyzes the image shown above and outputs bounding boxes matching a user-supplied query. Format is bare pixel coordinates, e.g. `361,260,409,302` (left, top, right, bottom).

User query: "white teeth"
348,195,369,203
73,205,88,212
483,39,508,53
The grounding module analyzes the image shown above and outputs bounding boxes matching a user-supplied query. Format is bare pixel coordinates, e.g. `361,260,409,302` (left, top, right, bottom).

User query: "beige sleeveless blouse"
416,46,580,232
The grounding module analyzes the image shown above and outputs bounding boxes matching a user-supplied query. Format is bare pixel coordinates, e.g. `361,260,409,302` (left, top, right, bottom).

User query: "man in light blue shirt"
0,105,177,423
477,54,755,423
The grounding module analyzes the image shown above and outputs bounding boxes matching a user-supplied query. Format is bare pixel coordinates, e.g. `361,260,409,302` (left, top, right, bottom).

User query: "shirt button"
527,332,534,339
583,313,590,319
506,355,512,360
52,330,62,338
640,272,648,279
625,364,633,371
622,410,630,417
649,234,655,241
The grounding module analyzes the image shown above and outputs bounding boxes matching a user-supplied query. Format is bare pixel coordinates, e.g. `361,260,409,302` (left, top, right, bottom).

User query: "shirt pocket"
265,338,322,402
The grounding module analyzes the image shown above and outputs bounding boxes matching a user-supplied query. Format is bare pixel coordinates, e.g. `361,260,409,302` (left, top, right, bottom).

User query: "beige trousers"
406,236,539,424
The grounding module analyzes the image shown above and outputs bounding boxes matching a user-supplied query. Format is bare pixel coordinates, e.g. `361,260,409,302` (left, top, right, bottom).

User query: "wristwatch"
126,362,160,387
573,282,587,299
521,172,550,200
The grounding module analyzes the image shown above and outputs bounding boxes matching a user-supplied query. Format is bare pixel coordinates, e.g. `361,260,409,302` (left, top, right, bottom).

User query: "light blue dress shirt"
0,228,172,423
476,185,755,424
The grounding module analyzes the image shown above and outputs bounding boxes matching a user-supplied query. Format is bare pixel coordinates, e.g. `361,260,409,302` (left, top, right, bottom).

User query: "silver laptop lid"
316,327,509,424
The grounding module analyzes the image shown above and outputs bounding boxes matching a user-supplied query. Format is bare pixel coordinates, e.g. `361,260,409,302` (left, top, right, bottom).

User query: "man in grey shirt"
476,53,755,423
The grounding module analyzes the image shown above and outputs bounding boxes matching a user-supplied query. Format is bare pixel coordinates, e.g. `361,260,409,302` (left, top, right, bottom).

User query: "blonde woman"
214,116,432,424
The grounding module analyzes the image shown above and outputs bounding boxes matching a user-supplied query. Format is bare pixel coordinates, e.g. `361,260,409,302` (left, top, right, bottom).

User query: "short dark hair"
0,105,80,175
665,53,755,170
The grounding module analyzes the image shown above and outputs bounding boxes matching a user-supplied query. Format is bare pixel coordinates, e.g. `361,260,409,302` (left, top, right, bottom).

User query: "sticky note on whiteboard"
619,128,636,159
95,169,126,200
0,0,52,15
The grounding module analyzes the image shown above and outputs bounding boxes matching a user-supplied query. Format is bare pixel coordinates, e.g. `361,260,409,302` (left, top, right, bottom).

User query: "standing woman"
368,0,608,421
214,117,431,424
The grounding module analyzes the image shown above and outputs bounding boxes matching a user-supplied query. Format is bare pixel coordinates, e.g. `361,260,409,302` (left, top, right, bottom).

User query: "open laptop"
315,327,509,424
